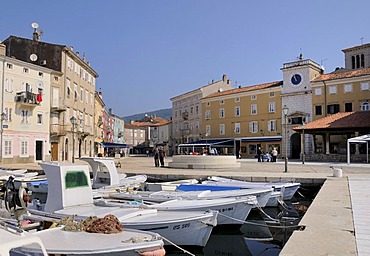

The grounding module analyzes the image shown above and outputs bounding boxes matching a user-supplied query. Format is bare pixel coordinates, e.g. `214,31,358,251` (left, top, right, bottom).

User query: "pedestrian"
272,148,278,162
153,147,159,167
257,147,263,162
158,146,166,167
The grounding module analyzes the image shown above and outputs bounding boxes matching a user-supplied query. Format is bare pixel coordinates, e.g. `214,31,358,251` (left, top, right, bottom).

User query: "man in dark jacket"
158,147,166,167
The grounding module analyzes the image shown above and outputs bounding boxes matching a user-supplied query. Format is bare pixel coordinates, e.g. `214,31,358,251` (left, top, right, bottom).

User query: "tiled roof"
131,117,172,127
313,68,370,82
293,111,370,131
203,81,282,99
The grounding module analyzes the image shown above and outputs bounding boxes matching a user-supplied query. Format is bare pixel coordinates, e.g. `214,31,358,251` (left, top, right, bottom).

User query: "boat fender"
139,248,166,256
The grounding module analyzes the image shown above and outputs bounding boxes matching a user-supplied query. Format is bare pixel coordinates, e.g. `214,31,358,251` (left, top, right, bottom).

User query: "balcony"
15,91,40,107
51,104,67,113
78,126,92,137
50,124,68,136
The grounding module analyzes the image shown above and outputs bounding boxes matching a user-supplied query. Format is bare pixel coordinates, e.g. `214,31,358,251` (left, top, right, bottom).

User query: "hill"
123,108,172,123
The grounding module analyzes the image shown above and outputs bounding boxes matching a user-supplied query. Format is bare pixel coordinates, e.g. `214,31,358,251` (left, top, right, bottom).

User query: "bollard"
332,167,343,177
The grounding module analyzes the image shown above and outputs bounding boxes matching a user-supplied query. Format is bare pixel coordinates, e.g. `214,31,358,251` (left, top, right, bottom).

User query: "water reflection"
165,199,310,256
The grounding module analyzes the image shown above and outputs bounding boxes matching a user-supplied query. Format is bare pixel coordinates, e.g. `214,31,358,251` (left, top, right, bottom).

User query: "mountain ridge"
122,108,172,123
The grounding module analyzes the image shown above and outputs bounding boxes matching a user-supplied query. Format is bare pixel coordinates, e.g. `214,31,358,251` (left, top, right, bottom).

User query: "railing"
15,91,40,106
283,59,321,69
50,124,68,136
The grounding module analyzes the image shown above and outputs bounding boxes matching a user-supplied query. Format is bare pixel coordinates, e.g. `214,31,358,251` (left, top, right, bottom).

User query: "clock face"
291,74,302,86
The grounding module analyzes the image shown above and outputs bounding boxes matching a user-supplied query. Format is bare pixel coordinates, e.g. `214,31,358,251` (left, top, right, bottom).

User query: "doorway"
290,133,301,159
35,141,43,161
51,142,58,161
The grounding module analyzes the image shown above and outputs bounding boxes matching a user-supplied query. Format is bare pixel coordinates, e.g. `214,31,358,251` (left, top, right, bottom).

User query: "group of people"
257,147,278,162
153,146,166,167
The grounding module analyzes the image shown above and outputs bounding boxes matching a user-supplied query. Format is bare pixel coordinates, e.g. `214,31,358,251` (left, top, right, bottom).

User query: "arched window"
361,102,369,111
361,54,365,68
352,56,356,69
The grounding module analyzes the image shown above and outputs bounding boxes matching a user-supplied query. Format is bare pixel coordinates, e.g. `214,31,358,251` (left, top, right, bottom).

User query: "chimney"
76,51,80,57
83,52,86,62
70,46,74,52
108,108,112,114
0,42,5,56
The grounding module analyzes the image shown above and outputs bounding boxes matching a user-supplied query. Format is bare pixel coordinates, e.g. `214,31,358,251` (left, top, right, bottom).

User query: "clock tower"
281,56,323,159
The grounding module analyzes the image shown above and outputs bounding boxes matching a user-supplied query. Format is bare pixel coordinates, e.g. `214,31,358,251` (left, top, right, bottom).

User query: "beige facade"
50,49,98,161
201,82,282,157
171,74,233,150
0,53,52,163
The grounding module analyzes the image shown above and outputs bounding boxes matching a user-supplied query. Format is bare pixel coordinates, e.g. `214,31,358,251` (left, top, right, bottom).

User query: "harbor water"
164,187,316,256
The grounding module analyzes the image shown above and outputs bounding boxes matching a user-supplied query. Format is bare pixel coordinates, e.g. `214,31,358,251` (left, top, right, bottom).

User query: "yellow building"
201,81,282,158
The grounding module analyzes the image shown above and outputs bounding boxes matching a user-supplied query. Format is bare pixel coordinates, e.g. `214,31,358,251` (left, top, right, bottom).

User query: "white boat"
0,218,165,256
143,178,199,191
202,176,301,200
0,222,48,256
27,157,147,194
96,196,257,225
109,186,273,208
29,162,217,247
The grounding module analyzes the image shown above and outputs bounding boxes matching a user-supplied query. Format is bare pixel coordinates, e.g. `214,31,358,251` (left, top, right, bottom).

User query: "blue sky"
1,1,370,117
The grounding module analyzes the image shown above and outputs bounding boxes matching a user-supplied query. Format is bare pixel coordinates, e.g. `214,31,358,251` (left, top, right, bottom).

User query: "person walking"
158,146,166,167
272,148,278,162
257,147,263,162
153,147,159,167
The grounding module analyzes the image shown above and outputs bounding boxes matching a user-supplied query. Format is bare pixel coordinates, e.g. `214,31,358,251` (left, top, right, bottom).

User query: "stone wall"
305,154,368,163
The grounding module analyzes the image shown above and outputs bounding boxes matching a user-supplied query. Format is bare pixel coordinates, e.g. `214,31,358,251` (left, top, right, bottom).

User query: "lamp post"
282,105,289,173
205,132,209,154
302,122,305,164
70,116,77,163
0,112,6,162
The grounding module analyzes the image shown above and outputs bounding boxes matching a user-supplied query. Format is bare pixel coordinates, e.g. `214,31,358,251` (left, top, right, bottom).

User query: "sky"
1,1,370,117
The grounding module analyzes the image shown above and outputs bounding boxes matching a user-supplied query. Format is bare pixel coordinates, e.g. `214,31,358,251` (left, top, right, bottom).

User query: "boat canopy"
347,134,370,164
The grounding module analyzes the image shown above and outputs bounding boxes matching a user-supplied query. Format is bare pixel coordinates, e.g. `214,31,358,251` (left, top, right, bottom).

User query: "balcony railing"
15,91,40,106
50,124,68,136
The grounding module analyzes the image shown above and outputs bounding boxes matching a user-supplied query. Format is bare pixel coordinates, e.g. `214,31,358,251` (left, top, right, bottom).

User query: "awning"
179,139,234,148
101,142,130,148
241,136,282,143
347,134,370,164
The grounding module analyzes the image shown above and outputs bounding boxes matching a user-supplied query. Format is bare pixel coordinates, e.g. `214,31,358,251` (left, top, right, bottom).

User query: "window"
235,97,240,102
351,54,365,69
268,120,276,132
74,83,78,100
235,106,240,117
234,123,240,134
315,88,322,96
289,117,306,125
190,107,193,115
344,84,352,93
195,121,199,129
80,88,84,102
38,72,43,77
269,92,275,97
345,102,353,112
206,102,210,107
20,140,28,157
219,100,224,105
195,105,199,115
205,110,211,120
23,67,29,74
6,63,13,69
219,108,225,118
269,102,276,113
206,125,211,135
315,105,322,115
327,104,340,114
249,121,258,133
361,82,369,91
219,124,225,135
37,113,43,124
5,78,13,92
251,104,257,115
21,110,29,123
251,95,257,100
4,108,12,121
329,86,337,94
85,89,89,104
361,102,369,111
4,139,12,156
54,76,59,82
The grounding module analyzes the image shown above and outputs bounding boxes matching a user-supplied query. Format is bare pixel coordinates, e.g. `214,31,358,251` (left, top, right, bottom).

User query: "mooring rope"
160,236,195,256
217,212,302,229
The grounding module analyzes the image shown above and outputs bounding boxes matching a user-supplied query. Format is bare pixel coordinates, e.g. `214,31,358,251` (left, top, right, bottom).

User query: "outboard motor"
2,176,30,229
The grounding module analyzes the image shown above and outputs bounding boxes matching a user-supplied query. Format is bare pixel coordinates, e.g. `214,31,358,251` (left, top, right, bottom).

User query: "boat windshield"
65,171,89,188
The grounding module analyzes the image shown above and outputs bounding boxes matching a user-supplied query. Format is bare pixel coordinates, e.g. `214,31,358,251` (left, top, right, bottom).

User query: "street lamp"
0,112,6,162
282,105,289,173
70,116,77,163
302,122,305,164
205,132,209,155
